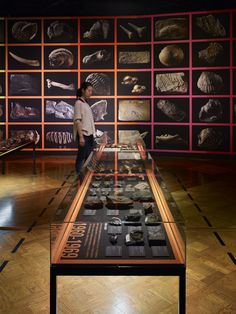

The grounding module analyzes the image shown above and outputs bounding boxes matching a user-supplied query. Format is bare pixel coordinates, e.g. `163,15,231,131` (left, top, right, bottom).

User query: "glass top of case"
51,144,185,266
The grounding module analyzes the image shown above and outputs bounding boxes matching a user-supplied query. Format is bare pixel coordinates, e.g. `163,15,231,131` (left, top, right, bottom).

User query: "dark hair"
76,82,93,98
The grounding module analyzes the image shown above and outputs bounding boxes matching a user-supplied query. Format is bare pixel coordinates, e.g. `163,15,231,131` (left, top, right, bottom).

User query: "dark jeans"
75,135,94,174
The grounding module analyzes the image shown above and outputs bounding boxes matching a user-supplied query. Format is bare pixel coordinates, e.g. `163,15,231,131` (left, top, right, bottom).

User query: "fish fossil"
9,74,40,95
118,130,148,144
9,51,40,67
90,100,108,121
83,20,110,40
47,21,74,40
46,131,73,145
10,130,40,144
10,102,40,120
121,75,138,85
131,85,146,94
196,14,226,37
199,99,223,122
46,79,75,91
12,21,38,42
156,134,187,145
48,48,74,68
197,71,223,94
155,18,188,40
85,73,110,95
119,51,150,64
156,72,188,93
198,127,223,150
198,42,223,64
119,100,150,121
156,99,186,121
46,100,74,119
82,49,111,64
159,45,184,67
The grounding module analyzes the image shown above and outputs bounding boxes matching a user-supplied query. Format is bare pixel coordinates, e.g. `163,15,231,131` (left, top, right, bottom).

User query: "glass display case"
50,144,186,314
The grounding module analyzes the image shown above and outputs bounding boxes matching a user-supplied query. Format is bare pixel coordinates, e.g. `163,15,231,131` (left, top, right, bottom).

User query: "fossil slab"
10,102,40,119
119,51,150,64
46,100,74,119
118,100,150,121
199,99,223,122
196,14,226,37
198,42,223,64
155,18,188,40
118,130,148,145
156,72,188,94
197,127,223,150
9,74,39,95
157,99,186,121
197,71,223,94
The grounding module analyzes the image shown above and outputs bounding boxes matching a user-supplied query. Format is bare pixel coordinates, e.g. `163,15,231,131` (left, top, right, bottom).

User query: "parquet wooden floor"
0,155,235,314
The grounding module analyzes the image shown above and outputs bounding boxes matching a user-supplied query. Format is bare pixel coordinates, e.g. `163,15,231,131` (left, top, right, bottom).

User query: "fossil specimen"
157,99,186,121
12,21,38,41
9,130,40,144
143,202,154,215
145,213,160,225
46,79,75,91
118,130,148,144
84,199,103,209
156,72,188,93
128,22,147,38
106,195,133,208
147,226,166,245
196,14,226,37
131,84,146,94
46,131,73,145
197,127,223,150
94,129,112,145
119,100,150,121
197,71,223,94
10,102,40,120
9,51,40,67
85,73,110,95
121,75,138,85
46,100,74,119
47,21,74,40
124,212,141,222
82,49,111,64
83,20,110,40
155,18,188,40
90,100,107,121
198,42,223,64
119,51,150,64
134,182,150,190
125,230,144,246
131,191,154,202
156,134,187,145
119,25,134,39
48,48,74,68
9,74,40,95
199,99,223,122
159,45,184,67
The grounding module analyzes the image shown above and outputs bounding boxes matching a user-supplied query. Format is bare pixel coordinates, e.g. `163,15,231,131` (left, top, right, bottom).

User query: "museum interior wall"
0,9,236,155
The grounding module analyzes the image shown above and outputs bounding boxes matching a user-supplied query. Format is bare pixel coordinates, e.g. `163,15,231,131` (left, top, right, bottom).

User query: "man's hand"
79,137,85,146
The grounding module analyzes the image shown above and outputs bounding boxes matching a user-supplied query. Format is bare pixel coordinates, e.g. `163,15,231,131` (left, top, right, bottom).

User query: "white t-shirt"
73,98,95,140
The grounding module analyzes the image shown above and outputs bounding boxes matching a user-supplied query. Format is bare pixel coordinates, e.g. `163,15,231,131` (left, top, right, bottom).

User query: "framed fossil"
8,46,41,70
117,44,151,69
9,98,42,122
44,46,78,69
80,45,114,69
7,19,41,43
192,13,229,39
44,19,78,43
44,72,77,96
117,18,151,42
117,71,151,96
80,18,114,43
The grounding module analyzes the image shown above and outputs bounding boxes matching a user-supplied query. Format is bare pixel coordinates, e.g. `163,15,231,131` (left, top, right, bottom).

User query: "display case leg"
179,269,186,314
50,268,57,314
33,143,36,175
2,159,5,175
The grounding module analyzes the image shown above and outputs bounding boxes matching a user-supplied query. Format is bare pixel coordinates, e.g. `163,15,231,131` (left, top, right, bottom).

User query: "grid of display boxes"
0,10,236,153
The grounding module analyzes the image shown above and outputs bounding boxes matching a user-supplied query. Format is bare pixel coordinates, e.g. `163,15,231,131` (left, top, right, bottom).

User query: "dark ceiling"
2,0,236,17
